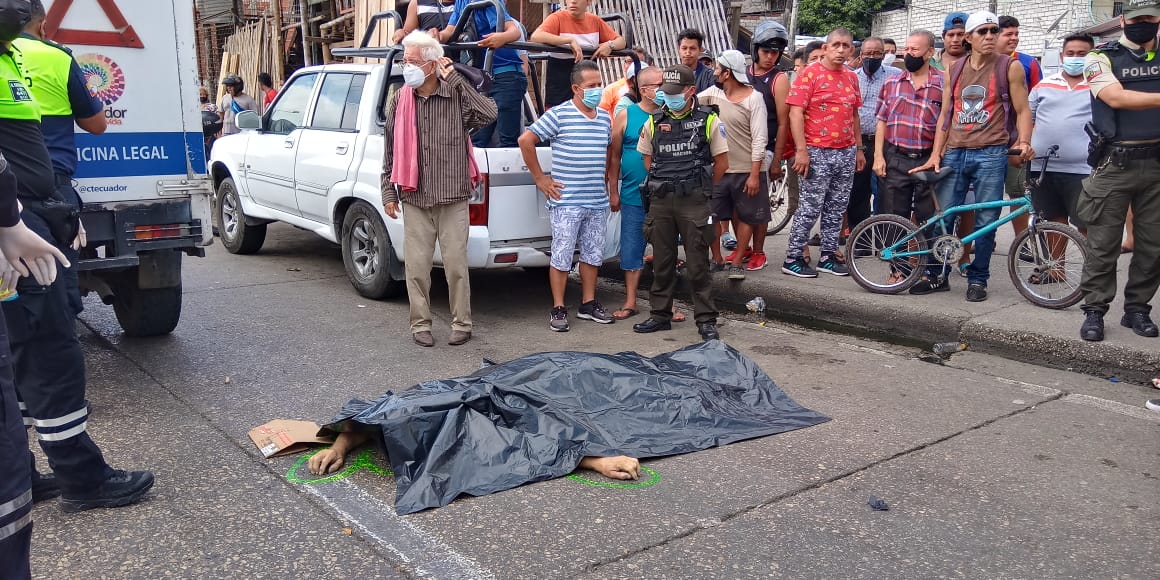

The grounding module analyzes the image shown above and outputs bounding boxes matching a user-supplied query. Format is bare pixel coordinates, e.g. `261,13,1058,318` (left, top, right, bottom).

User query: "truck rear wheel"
341,201,404,299
216,177,266,254
112,282,183,337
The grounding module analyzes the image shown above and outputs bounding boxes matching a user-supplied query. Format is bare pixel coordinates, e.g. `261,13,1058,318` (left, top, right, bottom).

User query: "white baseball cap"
716,49,750,85
964,11,999,34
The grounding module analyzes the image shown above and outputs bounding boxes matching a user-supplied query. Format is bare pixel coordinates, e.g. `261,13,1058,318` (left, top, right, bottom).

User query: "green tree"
796,0,888,38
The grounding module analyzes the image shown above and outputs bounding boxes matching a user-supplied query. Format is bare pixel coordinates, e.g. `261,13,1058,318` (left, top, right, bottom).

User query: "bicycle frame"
881,196,1033,261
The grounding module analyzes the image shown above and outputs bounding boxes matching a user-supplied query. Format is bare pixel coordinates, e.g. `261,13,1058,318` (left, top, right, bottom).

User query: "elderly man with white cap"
697,49,770,280
910,11,1033,302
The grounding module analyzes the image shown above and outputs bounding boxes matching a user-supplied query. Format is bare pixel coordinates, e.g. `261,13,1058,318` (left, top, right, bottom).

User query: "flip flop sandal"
958,263,970,277
672,310,687,322
612,308,638,320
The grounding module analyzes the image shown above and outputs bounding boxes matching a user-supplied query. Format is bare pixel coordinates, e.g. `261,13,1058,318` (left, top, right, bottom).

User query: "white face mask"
883,53,896,67
403,63,429,88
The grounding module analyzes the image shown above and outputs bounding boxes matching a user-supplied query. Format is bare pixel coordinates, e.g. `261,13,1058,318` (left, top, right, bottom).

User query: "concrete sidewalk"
604,224,1159,385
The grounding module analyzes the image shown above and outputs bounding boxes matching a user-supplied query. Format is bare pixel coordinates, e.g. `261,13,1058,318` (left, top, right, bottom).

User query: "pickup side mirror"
236,110,262,130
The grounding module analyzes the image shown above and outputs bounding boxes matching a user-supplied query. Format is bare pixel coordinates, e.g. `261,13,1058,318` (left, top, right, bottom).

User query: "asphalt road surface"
29,223,1160,579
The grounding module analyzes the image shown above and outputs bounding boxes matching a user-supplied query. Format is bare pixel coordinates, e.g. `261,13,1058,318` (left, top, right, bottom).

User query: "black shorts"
711,173,770,224
1030,171,1086,229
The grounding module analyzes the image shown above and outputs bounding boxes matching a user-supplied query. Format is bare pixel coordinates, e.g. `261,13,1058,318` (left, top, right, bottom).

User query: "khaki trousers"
402,201,471,333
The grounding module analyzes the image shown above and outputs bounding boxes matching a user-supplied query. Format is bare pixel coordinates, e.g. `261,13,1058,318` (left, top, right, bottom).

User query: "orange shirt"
599,78,628,115
537,10,618,59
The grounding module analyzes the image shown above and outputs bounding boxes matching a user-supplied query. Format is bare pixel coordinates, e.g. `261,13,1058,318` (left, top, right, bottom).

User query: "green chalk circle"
567,466,660,489
287,448,393,485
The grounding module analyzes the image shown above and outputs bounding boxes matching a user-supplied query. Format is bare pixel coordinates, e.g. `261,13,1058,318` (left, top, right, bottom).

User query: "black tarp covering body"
323,340,830,514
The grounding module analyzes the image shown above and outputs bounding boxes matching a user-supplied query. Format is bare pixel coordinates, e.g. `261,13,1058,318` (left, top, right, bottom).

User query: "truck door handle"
284,140,295,148
335,142,349,155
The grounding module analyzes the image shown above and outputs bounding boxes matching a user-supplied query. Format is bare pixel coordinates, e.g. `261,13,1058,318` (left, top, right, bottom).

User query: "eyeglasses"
862,51,885,58
974,26,1000,36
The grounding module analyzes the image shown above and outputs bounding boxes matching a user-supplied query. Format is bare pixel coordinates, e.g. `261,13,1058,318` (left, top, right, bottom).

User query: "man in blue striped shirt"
519,60,614,332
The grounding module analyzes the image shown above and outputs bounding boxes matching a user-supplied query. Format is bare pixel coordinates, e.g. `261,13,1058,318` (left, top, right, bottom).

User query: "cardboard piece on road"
249,420,334,458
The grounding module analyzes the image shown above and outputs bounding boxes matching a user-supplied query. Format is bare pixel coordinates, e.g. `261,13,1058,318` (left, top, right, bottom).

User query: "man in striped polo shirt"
519,60,615,332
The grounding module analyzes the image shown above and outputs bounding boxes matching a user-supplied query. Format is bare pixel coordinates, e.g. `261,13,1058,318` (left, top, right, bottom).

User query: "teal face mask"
582,87,603,108
660,91,687,110
1061,56,1085,76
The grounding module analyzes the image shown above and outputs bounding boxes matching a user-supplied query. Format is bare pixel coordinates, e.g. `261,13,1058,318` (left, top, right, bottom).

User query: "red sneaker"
745,252,768,271
725,247,753,263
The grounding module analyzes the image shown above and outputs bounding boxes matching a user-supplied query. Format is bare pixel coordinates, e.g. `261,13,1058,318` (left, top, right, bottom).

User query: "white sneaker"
1146,399,1160,413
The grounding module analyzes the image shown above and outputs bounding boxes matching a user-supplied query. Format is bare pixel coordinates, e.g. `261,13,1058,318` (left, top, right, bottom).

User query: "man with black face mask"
1076,0,1160,343
850,37,901,231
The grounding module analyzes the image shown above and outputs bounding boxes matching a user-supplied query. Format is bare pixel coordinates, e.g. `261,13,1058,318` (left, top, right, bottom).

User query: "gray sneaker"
549,306,570,332
577,300,615,324
727,265,747,280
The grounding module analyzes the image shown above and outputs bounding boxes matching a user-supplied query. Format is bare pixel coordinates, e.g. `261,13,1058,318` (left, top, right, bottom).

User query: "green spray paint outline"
566,465,660,489
287,447,661,490
287,448,393,485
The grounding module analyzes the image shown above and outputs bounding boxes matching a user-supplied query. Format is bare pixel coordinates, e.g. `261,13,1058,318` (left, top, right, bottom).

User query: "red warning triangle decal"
45,0,145,49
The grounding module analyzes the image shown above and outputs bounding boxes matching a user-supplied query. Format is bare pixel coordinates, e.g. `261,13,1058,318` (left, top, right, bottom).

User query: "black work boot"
1121,312,1159,337
698,321,720,341
60,470,155,513
32,470,61,503
1080,311,1105,342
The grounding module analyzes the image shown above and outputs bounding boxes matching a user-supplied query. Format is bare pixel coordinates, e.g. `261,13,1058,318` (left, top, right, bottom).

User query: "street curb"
598,264,1159,385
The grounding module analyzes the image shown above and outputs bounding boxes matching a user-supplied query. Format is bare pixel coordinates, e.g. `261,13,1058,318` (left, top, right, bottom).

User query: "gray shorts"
549,206,607,271
711,173,771,224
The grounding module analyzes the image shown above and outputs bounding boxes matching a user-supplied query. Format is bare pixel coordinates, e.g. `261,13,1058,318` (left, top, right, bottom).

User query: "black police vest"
1091,42,1160,142
648,106,717,184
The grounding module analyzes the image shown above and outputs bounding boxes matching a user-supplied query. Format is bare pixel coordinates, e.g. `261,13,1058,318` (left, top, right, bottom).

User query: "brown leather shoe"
412,331,434,347
448,330,472,346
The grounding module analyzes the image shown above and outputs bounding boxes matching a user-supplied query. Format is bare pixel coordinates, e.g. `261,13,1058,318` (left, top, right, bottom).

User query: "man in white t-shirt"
697,50,769,279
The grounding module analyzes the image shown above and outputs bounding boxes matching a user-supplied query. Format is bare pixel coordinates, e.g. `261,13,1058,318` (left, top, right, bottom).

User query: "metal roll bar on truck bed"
331,0,640,120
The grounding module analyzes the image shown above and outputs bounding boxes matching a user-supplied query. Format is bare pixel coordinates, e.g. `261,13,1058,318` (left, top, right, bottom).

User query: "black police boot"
633,318,672,333
60,470,155,513
698,321,720,341
1080,311,1105,342
1121,312,1159,337
32,470,61,503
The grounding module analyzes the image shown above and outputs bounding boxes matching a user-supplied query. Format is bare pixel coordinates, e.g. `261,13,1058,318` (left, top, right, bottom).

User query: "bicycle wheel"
766,166,793,235
847,215,928,294
1008,221,1087,309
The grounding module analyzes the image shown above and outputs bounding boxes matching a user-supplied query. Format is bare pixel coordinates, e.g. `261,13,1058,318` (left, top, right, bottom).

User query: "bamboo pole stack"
220,15,287,103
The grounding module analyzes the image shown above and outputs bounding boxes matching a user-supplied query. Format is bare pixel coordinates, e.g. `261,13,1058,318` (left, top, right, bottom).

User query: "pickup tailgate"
481,147,551,242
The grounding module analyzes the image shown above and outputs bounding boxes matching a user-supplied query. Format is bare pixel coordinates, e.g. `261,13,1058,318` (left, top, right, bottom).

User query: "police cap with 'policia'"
1124,0,1160,19
659,65,695,94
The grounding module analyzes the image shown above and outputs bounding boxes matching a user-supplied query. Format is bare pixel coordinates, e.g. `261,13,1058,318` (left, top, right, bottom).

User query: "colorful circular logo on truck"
76,53,126,106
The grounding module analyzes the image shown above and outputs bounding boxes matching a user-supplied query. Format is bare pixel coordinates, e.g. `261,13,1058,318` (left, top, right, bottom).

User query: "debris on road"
932,341,968,356
287,267,302,272
1109,377,1122,383
746,297,766,313
1151,378,1159,389
249,419,334,458
868,496,890,511
224,376,232,384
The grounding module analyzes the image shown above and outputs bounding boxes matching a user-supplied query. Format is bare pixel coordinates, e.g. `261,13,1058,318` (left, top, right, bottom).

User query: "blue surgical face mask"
660,91,687,111
1061,56,1086,76
653,91,666,106
581,87,603,108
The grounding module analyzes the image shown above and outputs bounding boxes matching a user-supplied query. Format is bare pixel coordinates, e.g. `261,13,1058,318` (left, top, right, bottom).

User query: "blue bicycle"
847,146,1087,309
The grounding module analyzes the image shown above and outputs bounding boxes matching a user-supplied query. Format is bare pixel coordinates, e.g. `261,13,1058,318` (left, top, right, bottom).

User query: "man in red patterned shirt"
782,28,864,278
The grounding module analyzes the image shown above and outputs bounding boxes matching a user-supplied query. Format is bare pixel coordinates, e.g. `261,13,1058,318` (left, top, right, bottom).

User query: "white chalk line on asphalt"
1061,394,1160,423
991,376,1062,397
303,481,495,580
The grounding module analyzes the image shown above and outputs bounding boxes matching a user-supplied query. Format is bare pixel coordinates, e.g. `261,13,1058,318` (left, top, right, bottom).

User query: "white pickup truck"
208,5,636,299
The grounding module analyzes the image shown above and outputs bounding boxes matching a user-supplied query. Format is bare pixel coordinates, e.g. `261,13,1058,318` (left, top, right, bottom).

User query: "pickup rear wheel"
112,282,183,337
216,177,266,254
341,201,403,299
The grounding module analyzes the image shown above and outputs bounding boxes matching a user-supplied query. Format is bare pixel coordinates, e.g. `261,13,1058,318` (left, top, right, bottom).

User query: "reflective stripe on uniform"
37,421,87,441
0,490,32,541
32,406,88,441
0,512,32,542
18,401,33,426
0,490,31,521
33,406,86,428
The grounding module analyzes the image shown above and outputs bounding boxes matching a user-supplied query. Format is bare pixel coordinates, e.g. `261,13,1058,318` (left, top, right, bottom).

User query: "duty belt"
1108,141,1160,161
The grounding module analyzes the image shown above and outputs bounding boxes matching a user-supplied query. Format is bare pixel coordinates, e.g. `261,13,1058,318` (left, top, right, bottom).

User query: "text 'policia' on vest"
645,105,718,197
1091,41,1160,143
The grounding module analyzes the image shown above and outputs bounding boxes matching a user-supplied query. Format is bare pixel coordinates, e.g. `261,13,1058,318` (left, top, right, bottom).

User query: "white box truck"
45,0,213,335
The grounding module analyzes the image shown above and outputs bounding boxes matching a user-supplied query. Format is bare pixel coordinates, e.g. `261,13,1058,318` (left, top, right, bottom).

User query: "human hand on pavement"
581,456,641,480
308,448,346,475
71,219,87,251
792,150,810,179
873,155,886,178
536,175,564,201
384,202,400,219
0,221,69,286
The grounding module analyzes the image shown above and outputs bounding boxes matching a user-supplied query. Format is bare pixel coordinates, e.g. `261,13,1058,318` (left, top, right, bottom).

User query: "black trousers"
0,312,32,580
848,134,878,229
4,210,112,494
880,144,936,222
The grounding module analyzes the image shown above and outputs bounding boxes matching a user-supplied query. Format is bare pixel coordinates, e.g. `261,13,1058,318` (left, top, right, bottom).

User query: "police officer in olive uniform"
1077,0,1160,342
0,0,154,513
632,65,729,341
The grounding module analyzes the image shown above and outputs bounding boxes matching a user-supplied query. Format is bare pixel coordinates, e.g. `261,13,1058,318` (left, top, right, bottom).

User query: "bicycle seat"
911,166,954,184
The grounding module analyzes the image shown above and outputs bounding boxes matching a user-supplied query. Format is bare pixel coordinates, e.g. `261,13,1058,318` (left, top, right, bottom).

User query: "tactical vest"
0,49,40,122
648,106,717,185
11,36,74,117
1091,41,1160,143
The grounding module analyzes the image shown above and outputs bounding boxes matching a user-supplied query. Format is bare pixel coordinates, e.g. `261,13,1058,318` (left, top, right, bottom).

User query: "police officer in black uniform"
0,0,154,513
1077,0,1160,342
632,65,729,341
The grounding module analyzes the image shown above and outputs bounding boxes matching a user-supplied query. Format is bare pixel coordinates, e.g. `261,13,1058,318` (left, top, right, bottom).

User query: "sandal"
612,308,638,320
958,263,969,278
887,271,906,285
672,310,687,322
1028,271,1066,285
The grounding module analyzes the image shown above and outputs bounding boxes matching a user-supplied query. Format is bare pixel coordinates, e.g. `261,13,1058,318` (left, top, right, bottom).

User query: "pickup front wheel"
341,201,404,299
216,177,266,254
